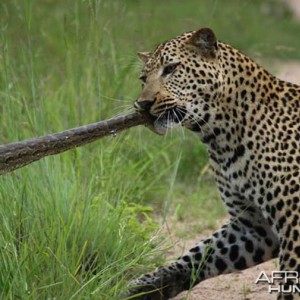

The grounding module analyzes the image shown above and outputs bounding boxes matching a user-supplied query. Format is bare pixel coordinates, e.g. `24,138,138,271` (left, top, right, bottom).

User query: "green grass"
0,0,299,298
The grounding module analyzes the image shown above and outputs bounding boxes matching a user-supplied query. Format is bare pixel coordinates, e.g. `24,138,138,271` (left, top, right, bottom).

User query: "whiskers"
152,106,187,139
108,102,134,118
157,106,218,144
98,94,135,118
176,106,217,141
171,107,187,139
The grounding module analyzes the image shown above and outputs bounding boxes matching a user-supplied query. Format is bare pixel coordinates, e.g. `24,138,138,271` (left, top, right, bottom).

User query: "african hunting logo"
255,271,300,294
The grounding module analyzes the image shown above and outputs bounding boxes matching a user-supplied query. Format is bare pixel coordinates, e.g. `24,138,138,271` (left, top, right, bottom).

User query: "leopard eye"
162,63,180,76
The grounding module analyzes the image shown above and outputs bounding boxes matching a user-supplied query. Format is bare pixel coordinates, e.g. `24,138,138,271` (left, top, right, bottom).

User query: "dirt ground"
283,0,300,20
166,2,300,299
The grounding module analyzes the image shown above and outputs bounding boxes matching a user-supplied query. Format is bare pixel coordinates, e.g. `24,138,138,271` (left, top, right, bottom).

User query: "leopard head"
135,28,223,137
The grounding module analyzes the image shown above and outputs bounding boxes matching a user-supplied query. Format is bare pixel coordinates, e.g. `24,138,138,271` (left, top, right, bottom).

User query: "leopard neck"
202,42,278,168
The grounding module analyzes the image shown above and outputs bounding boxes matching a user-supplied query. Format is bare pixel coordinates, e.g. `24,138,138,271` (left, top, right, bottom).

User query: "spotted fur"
126,28,300,300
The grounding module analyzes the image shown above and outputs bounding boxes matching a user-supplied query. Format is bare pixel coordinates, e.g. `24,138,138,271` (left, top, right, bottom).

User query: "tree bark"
0,112,149,175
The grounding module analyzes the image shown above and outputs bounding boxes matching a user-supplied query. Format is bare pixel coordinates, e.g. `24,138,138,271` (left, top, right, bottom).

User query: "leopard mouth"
151,106,188,134
135,101,188,134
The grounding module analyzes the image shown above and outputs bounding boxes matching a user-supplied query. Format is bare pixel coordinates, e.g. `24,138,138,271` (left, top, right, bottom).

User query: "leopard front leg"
124,217,279,299
276,214,300,300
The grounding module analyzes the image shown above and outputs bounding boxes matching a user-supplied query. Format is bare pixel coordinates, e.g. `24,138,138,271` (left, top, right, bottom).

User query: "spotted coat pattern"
125,28,300,300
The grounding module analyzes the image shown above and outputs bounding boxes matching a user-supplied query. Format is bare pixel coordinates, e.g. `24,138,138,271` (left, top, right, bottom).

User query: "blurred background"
0,0,299,299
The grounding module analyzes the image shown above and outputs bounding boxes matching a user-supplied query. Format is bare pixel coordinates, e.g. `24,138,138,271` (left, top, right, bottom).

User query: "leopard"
125,28,300,300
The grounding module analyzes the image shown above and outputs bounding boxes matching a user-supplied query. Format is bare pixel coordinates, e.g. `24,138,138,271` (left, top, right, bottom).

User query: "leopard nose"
135,99,154,111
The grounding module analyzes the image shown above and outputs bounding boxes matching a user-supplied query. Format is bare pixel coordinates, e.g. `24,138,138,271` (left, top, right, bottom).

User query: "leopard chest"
208,146,266,219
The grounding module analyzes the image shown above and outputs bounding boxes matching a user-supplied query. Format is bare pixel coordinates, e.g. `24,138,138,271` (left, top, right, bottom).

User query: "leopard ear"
137,52,151,63
186,28,218,59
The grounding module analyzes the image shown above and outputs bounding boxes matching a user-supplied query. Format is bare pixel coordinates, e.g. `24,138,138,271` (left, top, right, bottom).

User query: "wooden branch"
0,112,150,175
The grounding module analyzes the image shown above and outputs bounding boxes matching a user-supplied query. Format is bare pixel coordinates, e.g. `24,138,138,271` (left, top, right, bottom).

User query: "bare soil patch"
282,0,300,20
